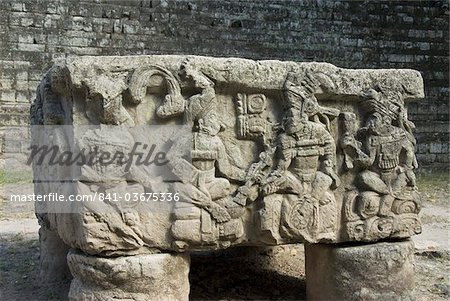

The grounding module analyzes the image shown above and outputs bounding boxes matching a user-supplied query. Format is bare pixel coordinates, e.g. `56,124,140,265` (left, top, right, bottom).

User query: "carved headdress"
283,71,335,113
360,88,401,121
185,77,217,126
283,71,339,131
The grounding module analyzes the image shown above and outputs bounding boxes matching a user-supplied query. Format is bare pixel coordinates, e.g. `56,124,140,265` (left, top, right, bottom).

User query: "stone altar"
30,55,424,300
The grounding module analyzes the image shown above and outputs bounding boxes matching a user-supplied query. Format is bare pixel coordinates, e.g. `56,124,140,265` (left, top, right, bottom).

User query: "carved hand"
283,148,297,160
262,174,285,195
263,182,278,195
342,136,359,151
208,203,231,223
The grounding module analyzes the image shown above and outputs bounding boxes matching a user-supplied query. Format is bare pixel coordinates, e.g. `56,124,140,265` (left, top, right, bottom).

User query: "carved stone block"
68,250,190,301
305,240,416,301
30,55,424,299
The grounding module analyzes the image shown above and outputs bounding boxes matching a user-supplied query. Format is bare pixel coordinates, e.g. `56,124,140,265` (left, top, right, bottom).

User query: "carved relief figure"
168,66,246,250
342,88,421,241
257,72,340,243
76,127,149,254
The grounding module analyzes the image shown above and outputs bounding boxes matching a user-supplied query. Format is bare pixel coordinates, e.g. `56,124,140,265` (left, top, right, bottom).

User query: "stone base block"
67,250,190,301
305,240,415,301
38,227,71,284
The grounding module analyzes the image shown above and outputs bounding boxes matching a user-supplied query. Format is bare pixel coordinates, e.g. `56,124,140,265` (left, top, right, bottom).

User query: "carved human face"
284,108,309,134
200,111,222,136
302,95,319,117
367,113,382,133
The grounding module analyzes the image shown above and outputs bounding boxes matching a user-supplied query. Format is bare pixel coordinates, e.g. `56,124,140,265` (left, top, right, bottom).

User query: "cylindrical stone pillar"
67,249,190,301
305,239,415,301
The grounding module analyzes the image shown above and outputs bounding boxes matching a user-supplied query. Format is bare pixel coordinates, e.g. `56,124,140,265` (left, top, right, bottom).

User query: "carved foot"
67,249,190,301
305,240,415,301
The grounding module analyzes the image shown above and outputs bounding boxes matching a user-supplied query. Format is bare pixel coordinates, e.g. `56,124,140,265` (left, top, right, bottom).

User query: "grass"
416,171,450,204
0,169,34,220
0,170,33,185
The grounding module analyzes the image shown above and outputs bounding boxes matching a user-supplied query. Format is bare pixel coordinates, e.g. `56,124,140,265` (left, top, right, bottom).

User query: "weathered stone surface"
31,55,425,300
31,55,424,256
305,240,416,301
68,250,190,301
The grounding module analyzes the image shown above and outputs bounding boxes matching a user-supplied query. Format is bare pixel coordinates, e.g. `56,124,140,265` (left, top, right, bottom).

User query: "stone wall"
0,0,448,169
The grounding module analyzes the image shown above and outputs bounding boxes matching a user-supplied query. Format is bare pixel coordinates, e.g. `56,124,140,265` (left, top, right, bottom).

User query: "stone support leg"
38,226,71,284
305,240,415,301
67,250,190,301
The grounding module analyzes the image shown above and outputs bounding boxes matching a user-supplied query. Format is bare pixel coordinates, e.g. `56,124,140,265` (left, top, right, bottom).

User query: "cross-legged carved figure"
190,109,246,221
169,70,246,249
359,113,401,216
264,108,339,197
342,90,419,217
259,73,340,242
261,107,339,241
341,89,421,241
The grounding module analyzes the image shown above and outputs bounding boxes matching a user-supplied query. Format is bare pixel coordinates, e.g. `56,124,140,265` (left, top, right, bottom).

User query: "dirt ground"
0,169,449,301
